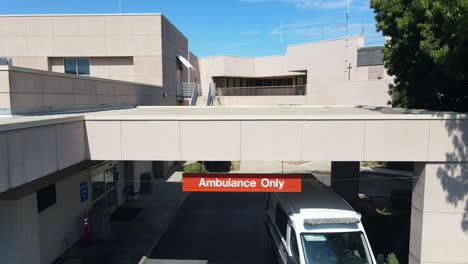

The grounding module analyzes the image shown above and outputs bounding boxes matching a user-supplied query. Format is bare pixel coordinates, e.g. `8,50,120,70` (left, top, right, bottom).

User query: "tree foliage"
386,253,399,264
183,162,208,173
370,0,468,111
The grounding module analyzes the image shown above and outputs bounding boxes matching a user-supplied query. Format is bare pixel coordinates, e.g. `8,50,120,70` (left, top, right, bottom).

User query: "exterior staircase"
196,96,208,106
195,96,223,106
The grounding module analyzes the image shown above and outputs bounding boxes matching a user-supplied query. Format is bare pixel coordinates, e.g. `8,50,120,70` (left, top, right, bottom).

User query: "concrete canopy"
1,105,467,192
83,106,468,162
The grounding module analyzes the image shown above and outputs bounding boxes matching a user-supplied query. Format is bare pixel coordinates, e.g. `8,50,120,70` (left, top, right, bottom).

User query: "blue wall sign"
80,182,89,203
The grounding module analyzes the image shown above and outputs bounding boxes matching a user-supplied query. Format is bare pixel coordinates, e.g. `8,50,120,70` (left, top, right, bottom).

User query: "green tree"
183,162,208,173
370,0,468,111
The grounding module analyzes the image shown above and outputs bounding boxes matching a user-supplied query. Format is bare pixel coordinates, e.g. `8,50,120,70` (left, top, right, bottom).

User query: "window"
296,76,305,85
64,58,90,75
357,47,384,66
37,184,56,212
290,227,299,261
275,202,289,239
92,168,118,210
235,78,241,87
228,78,235,88
301,232,373,264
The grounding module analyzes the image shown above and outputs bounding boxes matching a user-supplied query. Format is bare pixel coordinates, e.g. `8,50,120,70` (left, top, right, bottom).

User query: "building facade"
199,36,393,106
0,12,465,264
0,13,197,105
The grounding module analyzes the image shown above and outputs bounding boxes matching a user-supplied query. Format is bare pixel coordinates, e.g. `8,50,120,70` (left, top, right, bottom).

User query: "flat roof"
84,106,468,121
1,106,467,132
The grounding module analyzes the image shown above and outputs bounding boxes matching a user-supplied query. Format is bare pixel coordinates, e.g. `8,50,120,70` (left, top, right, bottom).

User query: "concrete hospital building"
0,13,467,264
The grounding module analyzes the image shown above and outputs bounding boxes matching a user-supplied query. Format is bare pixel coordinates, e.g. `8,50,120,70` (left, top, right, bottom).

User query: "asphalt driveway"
150,192,275,264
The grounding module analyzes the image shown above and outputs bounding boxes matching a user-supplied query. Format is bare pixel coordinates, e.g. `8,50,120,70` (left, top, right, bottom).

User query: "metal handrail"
206,83,216,106
216,85,306,96
189,83,198,106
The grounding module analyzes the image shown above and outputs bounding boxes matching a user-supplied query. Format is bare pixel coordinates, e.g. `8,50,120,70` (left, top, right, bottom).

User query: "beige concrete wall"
84,116,468,163
199,55,255,94
0,69,11,110
337,80,392,106
411,163,468,264
0,119,86,193
218,79,391,107
160,15,190,105
10,56,49,71
1,66,161,114
0,194,40,264
49,57,135,82
0,14,162,57
189,51,201,84
38,170,91,264
254,55,296,77
0,14,187,98
200,37,391,106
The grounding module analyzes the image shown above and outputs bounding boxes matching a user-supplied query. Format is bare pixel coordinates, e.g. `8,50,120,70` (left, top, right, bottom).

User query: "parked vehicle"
265,179,377,264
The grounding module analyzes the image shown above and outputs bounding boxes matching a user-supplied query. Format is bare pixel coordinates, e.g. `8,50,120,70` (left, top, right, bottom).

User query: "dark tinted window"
64,58,77,74
77,58,90,75
275,202,288,239
301,232,373,264
64,57,90,75
357,47,384,66
37,184,56,212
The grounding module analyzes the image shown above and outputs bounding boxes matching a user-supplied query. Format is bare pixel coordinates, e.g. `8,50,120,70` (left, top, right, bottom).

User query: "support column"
410,162,468,264
330,161,360,205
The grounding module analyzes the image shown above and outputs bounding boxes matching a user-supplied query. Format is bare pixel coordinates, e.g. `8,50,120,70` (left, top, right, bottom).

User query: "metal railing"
0,57,12,65
177,82,199,100
206,83,215,106
189,83,198,106
216,85,306,96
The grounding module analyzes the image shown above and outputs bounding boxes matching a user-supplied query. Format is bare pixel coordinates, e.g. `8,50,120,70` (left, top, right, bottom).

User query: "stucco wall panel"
180,121,241,161
241,121,302,161
7,125,58,188
38,171,90,264
302,121,365,161
85,121,122,160
121,121,180,160
421,163,468,214
9,70,44,94
420,212,468,263
364,120,429,161
57,121,86,170
428,120,468,162
4,66,162,114
254,55,290,77
336,80,391,106
0,195,41,263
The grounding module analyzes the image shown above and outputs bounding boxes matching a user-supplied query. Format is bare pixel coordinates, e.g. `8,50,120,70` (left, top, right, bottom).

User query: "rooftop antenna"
344,0,351,81
345,0,350,36
119,0,122,14
280,17,284,53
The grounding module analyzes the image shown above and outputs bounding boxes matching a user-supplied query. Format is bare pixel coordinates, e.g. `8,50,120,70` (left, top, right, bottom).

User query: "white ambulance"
265,179,377,264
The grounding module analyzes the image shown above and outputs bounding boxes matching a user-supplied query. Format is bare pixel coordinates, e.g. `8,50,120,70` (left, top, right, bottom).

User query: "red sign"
183,173,302,192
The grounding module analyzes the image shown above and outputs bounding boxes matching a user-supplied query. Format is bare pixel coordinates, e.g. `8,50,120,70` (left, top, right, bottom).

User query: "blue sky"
1,0,382,57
